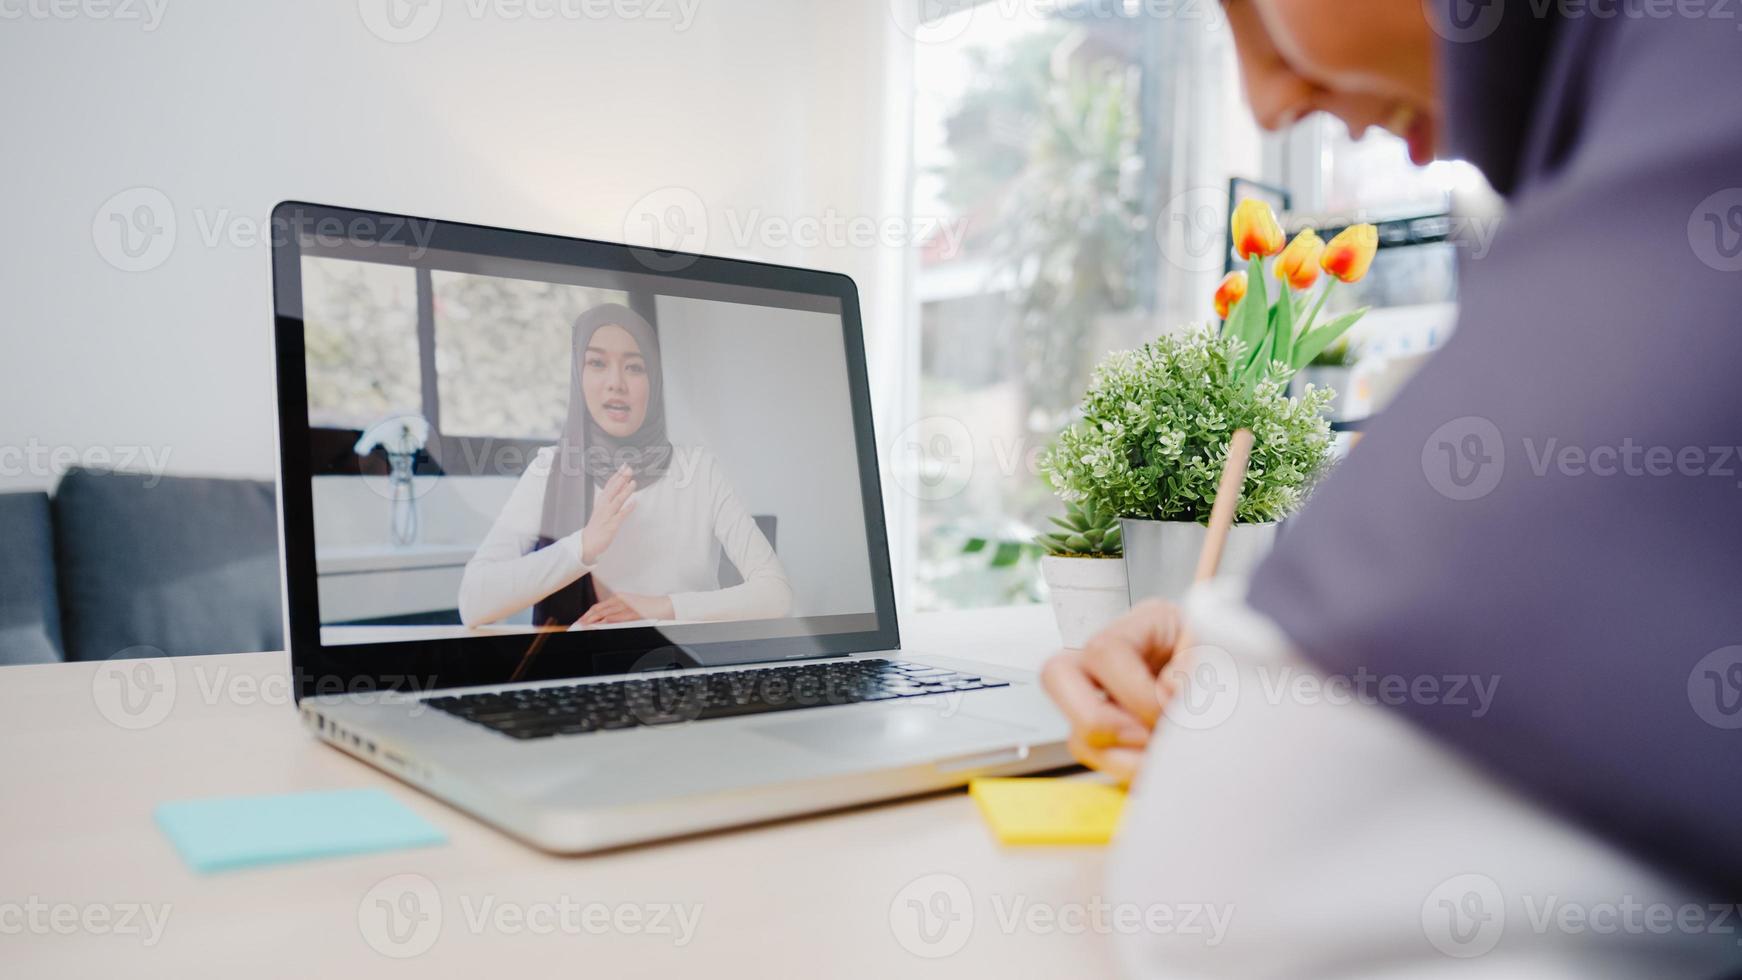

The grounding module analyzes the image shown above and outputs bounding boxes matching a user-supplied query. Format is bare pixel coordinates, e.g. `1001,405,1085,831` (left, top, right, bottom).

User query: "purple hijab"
1247,9,1742,895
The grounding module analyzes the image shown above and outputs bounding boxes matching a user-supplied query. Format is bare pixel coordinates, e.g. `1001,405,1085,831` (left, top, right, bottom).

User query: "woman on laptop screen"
457,303,792,628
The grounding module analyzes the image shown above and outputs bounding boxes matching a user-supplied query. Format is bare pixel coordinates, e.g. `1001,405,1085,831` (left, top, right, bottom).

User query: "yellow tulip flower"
1231,199,1285,260
1275,229,1325,290
1213,270,1248,320
1320,223,1378,283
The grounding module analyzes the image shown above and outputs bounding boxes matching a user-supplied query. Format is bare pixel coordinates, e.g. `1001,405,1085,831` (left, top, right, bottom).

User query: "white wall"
657,294,877,617
0,0,912,513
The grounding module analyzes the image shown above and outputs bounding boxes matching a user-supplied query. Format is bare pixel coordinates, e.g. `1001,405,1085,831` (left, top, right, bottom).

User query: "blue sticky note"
155,789,446,873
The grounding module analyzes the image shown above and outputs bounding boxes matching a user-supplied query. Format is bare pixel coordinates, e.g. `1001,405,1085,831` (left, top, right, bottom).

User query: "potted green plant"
1041,326,1335,603
1042,198,1375,602
1034,499,1128,648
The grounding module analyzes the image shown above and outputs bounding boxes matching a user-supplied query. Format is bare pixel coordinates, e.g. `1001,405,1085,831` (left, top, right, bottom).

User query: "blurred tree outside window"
908,2,1251,609
432,273,627,440
302,256,421,430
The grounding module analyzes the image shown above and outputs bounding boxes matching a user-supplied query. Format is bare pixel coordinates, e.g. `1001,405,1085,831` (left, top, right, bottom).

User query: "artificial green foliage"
1040,329,1333,525
1035,498,1124,558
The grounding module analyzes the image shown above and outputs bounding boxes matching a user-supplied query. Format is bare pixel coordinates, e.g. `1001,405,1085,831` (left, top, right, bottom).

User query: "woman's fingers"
1066,732,1145,785
1076,599,1186,728
1040,652,1151,749
580,597,626,625
1080,631,1166,730
600,469,636,518
1098,599,1185,671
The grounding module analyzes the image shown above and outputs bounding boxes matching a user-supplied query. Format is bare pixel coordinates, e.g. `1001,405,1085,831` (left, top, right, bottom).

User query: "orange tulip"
1230,199,1285,260
1213,270,1248,320
1274,229,1324,290
1320,223,1378,283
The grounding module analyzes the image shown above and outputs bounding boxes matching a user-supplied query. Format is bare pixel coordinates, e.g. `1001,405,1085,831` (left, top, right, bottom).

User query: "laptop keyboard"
426,659,1010,740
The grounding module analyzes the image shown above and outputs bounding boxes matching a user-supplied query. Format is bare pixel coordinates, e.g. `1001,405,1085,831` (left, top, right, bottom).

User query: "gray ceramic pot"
1119,518,1279,604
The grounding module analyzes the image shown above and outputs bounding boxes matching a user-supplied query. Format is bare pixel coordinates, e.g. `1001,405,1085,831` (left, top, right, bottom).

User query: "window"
431,272,627,440
905,0,1256,610
302,257,421,430
899,2,1488,610
300,255,632,474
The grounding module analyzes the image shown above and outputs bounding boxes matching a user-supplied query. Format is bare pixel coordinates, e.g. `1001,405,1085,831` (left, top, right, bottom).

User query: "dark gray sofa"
0,468,282,665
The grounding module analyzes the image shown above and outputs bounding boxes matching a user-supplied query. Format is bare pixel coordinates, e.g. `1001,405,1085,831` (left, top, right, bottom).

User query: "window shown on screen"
301,253,878,647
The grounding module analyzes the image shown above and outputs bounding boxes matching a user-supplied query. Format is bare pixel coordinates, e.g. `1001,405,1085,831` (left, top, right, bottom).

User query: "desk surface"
2,605,1118,979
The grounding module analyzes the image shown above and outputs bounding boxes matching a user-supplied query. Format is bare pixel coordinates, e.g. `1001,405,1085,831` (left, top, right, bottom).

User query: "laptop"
269,202,1069,852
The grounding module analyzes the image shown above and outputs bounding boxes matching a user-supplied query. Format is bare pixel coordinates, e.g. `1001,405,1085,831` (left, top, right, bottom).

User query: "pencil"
1193,428,1254,583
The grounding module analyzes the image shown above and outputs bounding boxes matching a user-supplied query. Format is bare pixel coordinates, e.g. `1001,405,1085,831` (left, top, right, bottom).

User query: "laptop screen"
290,224,885,662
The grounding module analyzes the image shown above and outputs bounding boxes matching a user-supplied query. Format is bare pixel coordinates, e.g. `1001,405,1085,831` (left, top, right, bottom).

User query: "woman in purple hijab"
1041,0,1742,973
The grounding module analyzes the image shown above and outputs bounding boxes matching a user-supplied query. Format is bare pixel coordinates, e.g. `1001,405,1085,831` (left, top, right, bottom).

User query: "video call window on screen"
300,248,879,648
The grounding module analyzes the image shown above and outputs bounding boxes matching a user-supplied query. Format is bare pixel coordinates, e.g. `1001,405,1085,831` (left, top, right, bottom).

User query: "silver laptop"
268,202,1069,852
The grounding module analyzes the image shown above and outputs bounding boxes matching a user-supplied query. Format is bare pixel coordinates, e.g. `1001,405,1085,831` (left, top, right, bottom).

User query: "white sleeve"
1106,579,1737,980
667,455,792,623
456,449,591,626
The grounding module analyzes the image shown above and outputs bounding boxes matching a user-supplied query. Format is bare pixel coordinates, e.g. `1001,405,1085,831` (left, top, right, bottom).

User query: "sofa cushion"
53,468,283,661
0,491,65,664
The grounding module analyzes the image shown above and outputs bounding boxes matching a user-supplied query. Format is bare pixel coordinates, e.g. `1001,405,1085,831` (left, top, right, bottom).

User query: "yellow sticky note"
968,778,1127,846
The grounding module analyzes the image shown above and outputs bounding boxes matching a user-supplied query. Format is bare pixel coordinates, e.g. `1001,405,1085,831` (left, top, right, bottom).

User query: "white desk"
1,605,1119,978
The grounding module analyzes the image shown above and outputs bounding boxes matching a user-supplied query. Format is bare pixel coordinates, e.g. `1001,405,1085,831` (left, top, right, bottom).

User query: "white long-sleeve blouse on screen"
457,446,792,627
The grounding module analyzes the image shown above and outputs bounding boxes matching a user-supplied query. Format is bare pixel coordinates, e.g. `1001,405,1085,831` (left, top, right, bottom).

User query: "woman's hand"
1039,598,1185,784
578,593,675,625
579,464,637,565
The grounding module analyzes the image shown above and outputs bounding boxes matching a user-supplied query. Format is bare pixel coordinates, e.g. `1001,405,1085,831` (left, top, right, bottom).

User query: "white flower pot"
1119,518,1279,605
1041,555,1131,650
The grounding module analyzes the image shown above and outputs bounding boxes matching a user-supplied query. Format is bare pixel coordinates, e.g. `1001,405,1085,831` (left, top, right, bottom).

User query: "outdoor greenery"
1040,328,1333,524
993,68,1147,425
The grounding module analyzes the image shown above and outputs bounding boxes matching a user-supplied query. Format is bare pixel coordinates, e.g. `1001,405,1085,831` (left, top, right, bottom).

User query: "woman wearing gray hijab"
459,303,791,628
1041,1,1742,975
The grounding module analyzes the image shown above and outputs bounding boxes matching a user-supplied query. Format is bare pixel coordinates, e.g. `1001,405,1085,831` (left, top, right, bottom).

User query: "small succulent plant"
1037,499,1123,558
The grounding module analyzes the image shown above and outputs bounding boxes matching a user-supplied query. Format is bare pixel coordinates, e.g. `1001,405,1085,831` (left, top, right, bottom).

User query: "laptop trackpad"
752,707,1026,761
